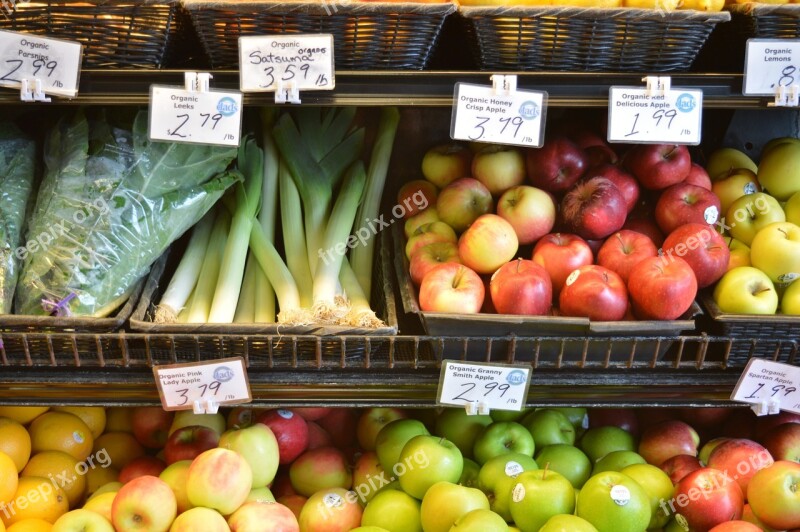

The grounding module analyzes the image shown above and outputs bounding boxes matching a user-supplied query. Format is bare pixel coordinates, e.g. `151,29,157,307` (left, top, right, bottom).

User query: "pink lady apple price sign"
731,358,800,415
153,357,252,412
607,87,703,145
437,360,531,412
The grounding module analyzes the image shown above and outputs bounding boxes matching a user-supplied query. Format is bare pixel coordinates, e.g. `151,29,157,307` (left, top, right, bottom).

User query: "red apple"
660,454,704,483
639,420,700,466
561,177,627,240
585,144,619,168
436,178,494,233
678,407,732,430
559,265,628,321
278,495,307,521
655,182,722,235
496,185,556,245
422,143,472,189
396,180,437,219
756,412,800,438
481,274,496,314
662,223,730,288
597,230,658,284
741,502,777,531
708,439,774,495
532,233,594,295
307,421,334,450
673,467,745,531
747,460,800,530
405,221,457,260
257,409,310,465
227,407,263,430
419,262,484,313
590,164,640,213
623,216,665,248
271,471,297,498
292,408,329,422
409,242,460,285
131,407,174,449
458,214,518,275
489,259,552,316
119,456,167,484
525,136,588,193
565,127,607,150
637,408,680,430
318,409,358,449
627,255,697,320
709,520,762,531
625,144,692,190
289,447,352,497
472,144,526,196
112,475,177,532
164,425,220,465
685,163,713,190
761,423,800,463
228,501,299,532
589,408,640,437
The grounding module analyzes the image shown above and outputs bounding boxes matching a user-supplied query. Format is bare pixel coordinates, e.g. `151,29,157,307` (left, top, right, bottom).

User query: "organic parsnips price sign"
149,86,242,147
731,358,800,414
239,34,335,93
437,360,531,412
450,83,547,148
154,357,252,412
743,39,800,96
607,87,703,145
0,30,82,98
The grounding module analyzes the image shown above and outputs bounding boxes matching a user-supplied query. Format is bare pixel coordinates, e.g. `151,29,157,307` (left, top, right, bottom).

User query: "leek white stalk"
186,209,230,323
339,256,383,328
280,162,313,308
254,111,280,323
249,223,304,323
233,254,257,323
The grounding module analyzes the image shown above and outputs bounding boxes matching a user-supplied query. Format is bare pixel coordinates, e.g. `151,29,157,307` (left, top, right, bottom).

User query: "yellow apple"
785,190,800,226
228,501,299,531
82,492,115,523
706,148,758,181
758,142,800,201
111,476,176,532
712,169,760,215
751,221,800,285
169,507,229,532
159,460,193,514
761,137,800,159
723,236,751,271
714,267,778,315
624,0,680,8
187,449,252,515
726,193,785,245
781,279,800,315
678,0,724,10
168,412,226,437
51,509,113,532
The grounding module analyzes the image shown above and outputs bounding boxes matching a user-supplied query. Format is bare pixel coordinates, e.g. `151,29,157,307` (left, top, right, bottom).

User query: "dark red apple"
227,407,263,430
561,177,627,240
590,164,640,213
292,408,330,421
707,438,774,495
118,456,167,484
589,408,640,437
637,408,680,430
655,182,722,235
257,409,310,464
661,454,704,483
396,180,437,219
723,409,758,440
525,136,588,193
662,223,730,288
489,259,552,316
317,408,358,449
623,216,665,248
761,423,800,463
597,230,658,284
639,419,700,466
306,421,334,450
558,265,628,321
678,407,732,430
673,468,744,531
756,411,800,438
271,471,297,498
627,256,697,320
164,425,220,464
585,144,619,168
684,163,713,190
624,144,692,190
532,233,594,296
131,407,174,449
565,127,607,150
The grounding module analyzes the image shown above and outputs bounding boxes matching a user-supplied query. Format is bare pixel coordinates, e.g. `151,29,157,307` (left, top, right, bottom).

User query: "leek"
249,223,304,324
279,162,313,308
233,253,257,323
254,110,280,323
339,256,383,328
186,209,230,323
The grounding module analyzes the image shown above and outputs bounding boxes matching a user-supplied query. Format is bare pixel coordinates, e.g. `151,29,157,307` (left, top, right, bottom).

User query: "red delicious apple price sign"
437,360,531,412
731,358,800,415
153,357,252,413
607,87,702,145
450,83,547,148
743,39,800,98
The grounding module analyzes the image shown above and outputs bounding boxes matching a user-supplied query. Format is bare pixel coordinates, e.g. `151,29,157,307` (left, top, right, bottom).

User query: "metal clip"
465,401,490,416
772,84,800,107
20,79,51,102
751,397,781,416
184,72,212,93
643,76,671,97
193,398,219,414
275,80,301,104
491,74,517,97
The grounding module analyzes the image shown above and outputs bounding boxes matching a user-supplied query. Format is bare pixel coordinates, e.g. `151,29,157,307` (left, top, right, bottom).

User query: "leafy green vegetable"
15,110,239,317
0,123,36,314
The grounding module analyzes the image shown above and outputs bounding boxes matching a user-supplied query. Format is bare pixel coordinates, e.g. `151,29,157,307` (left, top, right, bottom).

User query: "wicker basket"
0,0,185,68
727,2,800,37
459,5,730,71
182,0,457,70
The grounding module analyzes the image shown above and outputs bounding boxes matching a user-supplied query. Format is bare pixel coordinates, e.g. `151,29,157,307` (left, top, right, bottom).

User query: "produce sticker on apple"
607,86,702,145
437,360,531,412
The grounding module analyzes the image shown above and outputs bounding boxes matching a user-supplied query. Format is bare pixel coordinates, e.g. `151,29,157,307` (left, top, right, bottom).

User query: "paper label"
437,361,531,412
239,34,334,93
451,83,547,148
277,410,294,419
566,270,580,287
148,85,242,147
512,483,526,502
153,357,251,411
744,182,758,195
0,30,82,97
323,493,343,508
778,273,800,283
607,87,702,145
704,206,719,225
610,485,631,506
743,39,800,96
505,461,524,477
731,358,800,413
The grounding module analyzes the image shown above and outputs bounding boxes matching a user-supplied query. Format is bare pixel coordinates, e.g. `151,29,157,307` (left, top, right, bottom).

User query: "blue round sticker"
507,370,526,386
675,93,696,113
217,97,238,117
519,101,540,120
213,366,235,382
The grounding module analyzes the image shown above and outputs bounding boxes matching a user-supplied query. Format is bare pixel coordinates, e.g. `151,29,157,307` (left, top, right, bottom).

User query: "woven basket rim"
459,4,730,21
182,0,457,15
12,0,178,6
727,2,800,16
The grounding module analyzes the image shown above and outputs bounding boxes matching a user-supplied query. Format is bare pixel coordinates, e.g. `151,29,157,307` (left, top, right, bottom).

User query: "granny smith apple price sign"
743,39,800,96
607,87,702,145
731,358,800,414
239,34,334,93
153,357,252,412
0,30,82,98
149,86,242,147
437,360,531,412
451,83,547,148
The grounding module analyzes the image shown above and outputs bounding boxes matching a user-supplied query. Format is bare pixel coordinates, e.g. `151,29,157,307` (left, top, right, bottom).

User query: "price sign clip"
491,74,517,96
751,397,781,417
193,397,220,415
20,78,51,103
465,400,491,416
643,76,671,97
275,79,301,105
184,71,212,93
771,83,800,107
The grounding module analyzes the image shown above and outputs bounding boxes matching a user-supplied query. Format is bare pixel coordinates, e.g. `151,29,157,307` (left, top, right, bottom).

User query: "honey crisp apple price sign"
731,358,800,414
149,85,242,147
437,360,531,412
0,30,82,98
607,87,703,145
153,357,252,412
238,34,334,93
743,39,800,96
450,83,547,148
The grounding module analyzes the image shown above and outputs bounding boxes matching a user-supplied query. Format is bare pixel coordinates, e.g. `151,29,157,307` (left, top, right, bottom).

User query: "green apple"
727,193,785,246
245,486,275,503
591,451,646,475
398,435,463,499
490,409,530,423
751,221,800,285
357,408,407,451
435,409,491,459
508,469,575,532
538,514,599,532
576,471,651,532
168,411,226,436
376,419,430,474
758,140,800,200
579,426,636,463
713,266,778,314
782,278,800,314
352,528,391,532
535,444,592,489
724,236,751,271
786,190,800,226
459,458,481,488
762,136,800,159
521,409,575,448
712,168,761,215
621,463,675,529
541,407,589,435
473,422,535,465
706,148,758,180
698,437,730,465
664,516,690,531
476,452,538,521
362,488,422,532
218,422,280,488
450,508,509,531
420,481,489,532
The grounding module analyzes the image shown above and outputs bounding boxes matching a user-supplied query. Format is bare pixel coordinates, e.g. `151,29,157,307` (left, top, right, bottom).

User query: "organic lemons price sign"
743,39,800,96
148,85,242,147
153,357,252,412
607,87,702,145
239,34,335,93
437,360,531,412
731,358,800,415
0,30,82,98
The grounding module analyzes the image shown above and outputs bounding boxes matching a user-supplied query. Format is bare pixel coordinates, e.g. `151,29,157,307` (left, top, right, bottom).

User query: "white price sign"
731,358,800,414
437,360,531,412
743,39,800,96
607,87,702,145
450,83,547,148
239,34,334,93
154,357,252,412
0,30,82,98
148,86,242,147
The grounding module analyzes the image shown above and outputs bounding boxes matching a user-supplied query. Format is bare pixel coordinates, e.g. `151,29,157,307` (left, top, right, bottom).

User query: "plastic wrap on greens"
0,124,36,314
15,110,240,317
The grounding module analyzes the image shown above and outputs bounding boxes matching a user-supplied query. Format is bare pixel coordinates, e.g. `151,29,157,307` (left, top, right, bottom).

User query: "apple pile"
704,141,800,316
403,132,729,322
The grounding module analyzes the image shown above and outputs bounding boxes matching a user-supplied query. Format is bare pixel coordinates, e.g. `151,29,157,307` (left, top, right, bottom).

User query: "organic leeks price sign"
154,357,252,412
149,86,242,147
437,360,531,412
238,34,335,93
607,87,703,145
731,358,800,414
743,39,800,96
450,83,547,148
0,30,82,98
